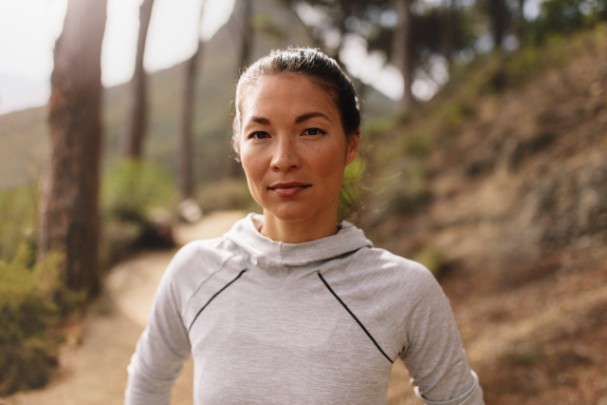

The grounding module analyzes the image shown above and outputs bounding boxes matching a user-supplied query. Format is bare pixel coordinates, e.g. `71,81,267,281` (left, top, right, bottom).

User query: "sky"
0,0,544,115
0,0,235,114
0,0,410,116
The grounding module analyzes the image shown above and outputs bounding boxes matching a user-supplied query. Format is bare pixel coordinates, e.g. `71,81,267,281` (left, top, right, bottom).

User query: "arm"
400,270,484,405
125,248,193,405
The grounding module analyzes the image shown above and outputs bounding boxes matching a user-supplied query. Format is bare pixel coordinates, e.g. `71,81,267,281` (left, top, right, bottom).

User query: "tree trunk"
516,0,526,46
124,0,155,159
394,0,415,109
444,0,458,67
488,0,509,51
237,0,253,74
278,0,323,49
229,0,254,178
180,1,207,200
38,0,108,294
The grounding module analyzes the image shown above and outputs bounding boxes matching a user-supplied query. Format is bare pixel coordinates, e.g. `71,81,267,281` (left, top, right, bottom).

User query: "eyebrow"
249,116,271,125
247,112,332,126
295,112,332,124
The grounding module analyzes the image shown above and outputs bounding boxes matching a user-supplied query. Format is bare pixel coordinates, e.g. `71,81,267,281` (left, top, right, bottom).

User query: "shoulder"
159,236,242,296
350,246,438,293
320,244,450,360
169,237,237,271
321,244,443,313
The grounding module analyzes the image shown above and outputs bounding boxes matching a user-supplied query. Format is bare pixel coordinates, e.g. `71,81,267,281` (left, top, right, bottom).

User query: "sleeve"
399,269,484,405
124,247,194,405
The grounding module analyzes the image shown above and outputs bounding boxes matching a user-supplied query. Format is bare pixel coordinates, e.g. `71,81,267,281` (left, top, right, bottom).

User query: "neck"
259,216,340,243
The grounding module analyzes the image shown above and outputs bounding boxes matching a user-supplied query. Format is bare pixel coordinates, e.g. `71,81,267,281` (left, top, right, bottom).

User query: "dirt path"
2,211,247,405
3,210,414,405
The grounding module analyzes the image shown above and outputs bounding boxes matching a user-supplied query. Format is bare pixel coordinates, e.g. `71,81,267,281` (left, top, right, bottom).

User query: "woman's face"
237,74,359,241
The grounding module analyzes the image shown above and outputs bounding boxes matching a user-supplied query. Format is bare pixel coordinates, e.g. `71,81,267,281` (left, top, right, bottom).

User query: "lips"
268,182,311,197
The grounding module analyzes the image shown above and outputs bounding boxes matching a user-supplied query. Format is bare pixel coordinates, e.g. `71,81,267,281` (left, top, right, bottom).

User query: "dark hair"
233,47,361,152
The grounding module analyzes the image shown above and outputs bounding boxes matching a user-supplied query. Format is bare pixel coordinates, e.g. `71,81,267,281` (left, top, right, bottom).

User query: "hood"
224,213,373,269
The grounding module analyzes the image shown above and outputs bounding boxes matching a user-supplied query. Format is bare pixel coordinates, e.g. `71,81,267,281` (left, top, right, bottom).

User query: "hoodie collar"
225,213,372,269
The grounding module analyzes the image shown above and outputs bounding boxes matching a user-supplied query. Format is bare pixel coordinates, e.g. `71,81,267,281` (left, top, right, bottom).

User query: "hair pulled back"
233,47,361,151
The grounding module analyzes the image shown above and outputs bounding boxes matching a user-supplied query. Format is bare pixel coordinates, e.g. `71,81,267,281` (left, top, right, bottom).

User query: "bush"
102,159,176,223
0,184,37,262
529,0,607,44
101,159,178,265
340,157,366,221
0,244,63,395
401,131,433,158
412,246,448,277
196,179,256,213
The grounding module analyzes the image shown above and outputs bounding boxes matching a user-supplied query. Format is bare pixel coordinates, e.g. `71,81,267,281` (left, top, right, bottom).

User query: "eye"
302,127,326,136
248,131,270,140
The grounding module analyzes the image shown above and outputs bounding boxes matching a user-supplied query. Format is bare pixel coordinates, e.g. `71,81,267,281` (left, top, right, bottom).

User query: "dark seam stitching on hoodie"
188,268,247,332
317,272,393,363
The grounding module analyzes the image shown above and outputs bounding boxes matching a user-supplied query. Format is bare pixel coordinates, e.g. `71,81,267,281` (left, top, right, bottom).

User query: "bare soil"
0,210,421,405
1,211,244,405
368,27,607,404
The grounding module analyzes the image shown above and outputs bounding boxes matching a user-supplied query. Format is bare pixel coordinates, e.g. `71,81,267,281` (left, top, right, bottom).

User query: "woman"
125,47,483,404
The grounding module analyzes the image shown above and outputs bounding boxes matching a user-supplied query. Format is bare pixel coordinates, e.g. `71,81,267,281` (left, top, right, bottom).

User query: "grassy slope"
365,25,607,404
0,0,395,191
2,3,605,402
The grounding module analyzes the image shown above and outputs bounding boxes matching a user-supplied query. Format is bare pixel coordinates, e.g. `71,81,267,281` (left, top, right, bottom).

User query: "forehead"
238,74,338,119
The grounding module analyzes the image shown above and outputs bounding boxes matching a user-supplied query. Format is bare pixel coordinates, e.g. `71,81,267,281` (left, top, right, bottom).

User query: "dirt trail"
2,211,247,405
3,210,413,405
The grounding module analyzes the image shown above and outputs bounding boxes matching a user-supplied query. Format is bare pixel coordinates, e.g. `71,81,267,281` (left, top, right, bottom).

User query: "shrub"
413,246,448,276
101,159,178,266
102,159,176,223
0,244,63,395
370,161,432,224
0,184,37,262
401,131,433,158
340,157,366,221
363,116,398,140
196,179,256,213
529,0,607,44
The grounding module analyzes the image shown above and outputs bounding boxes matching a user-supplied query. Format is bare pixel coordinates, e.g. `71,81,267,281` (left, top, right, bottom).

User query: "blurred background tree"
3,0,605,304
3,0,606,306
38,0,108,295
123,0,155,160
180,0,207,201
1,0,606,399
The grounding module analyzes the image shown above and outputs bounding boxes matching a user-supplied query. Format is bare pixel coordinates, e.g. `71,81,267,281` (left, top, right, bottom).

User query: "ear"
345,131,360,165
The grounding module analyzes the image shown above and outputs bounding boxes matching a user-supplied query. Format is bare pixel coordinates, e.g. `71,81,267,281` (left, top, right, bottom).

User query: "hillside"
0,0,395,190
2,1,606,401
364,26,607,404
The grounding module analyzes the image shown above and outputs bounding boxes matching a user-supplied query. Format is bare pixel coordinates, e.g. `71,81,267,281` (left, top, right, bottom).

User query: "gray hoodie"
125,213,483,404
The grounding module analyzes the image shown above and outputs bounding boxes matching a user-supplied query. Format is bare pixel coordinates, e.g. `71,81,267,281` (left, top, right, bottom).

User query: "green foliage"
413,246,447,276
102,159,177,223
483,38,571,92
530,0,607,44
196,179,257,213
100,159,178,266
0,108,48,189
254,13,287,40
340,157,366,221
400,130,433,158
503,46,547,85
513,24,606,89
0,244,64,395
362,116,398,140
366,1,477,66
372,161,432,224
0,184,38,262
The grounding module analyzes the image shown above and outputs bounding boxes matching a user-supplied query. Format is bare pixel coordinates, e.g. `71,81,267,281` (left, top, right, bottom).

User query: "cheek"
311,147,347,183
240,150,263,185
241,157,263,204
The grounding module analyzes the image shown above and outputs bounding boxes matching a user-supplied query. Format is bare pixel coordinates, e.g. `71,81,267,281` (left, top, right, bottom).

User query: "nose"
271,137,301,171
